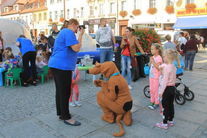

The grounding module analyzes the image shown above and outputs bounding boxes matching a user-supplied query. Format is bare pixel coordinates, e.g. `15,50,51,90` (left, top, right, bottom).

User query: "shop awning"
173,16,207,29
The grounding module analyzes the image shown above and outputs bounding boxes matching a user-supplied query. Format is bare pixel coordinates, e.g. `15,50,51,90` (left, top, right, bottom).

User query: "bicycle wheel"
175,92,186,105
184,90,195,101
143,85,150,98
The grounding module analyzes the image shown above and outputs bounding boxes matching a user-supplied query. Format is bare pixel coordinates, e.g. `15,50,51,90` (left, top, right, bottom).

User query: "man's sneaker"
168,121,174,127
155,122,168,130
69,102,76,107
128,85,132,90
75,101,82,107
148,103,155,110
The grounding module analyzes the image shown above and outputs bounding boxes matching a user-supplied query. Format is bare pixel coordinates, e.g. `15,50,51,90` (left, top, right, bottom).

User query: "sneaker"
155,122,168,130
148,103,155,110
75,101,82,107
69,102,76,107
128,85,132,90
153,104,159,109
168,121,174,127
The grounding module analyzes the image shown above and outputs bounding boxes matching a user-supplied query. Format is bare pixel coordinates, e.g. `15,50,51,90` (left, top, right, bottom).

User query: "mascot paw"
94,80,102,87
123,111,132,126
101,116,114,124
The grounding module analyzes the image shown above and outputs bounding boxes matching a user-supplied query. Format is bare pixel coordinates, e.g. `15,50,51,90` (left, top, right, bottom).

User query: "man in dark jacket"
48,23,59,53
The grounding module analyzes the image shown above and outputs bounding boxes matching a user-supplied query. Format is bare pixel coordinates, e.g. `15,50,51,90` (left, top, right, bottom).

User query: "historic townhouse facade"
0,0,48,37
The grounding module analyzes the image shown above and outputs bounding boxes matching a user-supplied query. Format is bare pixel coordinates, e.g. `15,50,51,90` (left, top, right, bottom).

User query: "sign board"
176,8,207,17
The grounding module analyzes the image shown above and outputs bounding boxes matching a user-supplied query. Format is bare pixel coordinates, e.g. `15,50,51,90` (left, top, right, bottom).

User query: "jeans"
185,51,196,70
51,68,72,120
121,55,131,85
100,48,113,63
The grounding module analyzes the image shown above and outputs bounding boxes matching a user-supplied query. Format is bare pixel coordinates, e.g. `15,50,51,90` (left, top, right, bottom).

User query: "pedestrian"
184,34,199,71
120,27,145,89
96,18,116,63
48,23,59,53
177,32,187,53
69,66,81,107
0,31,4,62
16,35,37,86
38,36,48,52
148,43,163,110
163,35,177,51
48,19,84,126
155,49,178,130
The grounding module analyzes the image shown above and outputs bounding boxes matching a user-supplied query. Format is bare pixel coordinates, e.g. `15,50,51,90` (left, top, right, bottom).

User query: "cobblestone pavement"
0,51,207,138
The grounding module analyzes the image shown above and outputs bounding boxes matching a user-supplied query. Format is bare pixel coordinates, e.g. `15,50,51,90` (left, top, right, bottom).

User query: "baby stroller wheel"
184,90,195,101
143,85,150,98
175,90,186,105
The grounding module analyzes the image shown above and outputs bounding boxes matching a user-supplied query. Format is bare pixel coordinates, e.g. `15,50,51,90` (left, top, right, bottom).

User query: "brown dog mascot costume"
87,61,133,137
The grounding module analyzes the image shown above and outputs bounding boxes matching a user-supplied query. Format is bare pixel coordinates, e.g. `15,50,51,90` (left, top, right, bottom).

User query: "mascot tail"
113,114,125,137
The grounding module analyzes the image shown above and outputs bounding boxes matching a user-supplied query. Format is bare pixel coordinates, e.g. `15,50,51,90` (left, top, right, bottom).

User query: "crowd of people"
0,17,203,130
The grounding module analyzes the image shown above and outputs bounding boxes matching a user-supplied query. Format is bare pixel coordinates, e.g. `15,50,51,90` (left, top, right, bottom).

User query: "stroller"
143,56,194,105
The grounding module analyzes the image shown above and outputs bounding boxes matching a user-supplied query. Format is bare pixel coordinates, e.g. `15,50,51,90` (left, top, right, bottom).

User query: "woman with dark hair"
0,31,4,62
48,19,84,126
120,27,145,89
16,35,37,86
184,34,199,71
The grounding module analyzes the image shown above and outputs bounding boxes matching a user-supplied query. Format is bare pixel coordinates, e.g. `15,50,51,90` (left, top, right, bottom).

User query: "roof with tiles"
1,0,47,16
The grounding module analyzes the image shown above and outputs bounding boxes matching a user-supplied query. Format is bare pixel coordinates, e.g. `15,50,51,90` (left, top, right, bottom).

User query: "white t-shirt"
178,37,187,45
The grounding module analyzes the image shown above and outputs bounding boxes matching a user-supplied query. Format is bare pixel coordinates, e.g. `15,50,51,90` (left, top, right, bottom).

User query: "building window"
186,0,194,4
81,7,84,17
149,0,156,8
67,9,70,19
33,14,36,22
60,10,64,17
44,12,47,20
110,2,115,13
49,11,52,19
14,5,18,11
25,16,28,23
167,0,173,6
4,7,8,12
55,11,58,20
134,0,137,9
73,8,77,18
50,0,54,4
99,4,104,15
89,6,94,16
39,13,42,21
121,1,126,11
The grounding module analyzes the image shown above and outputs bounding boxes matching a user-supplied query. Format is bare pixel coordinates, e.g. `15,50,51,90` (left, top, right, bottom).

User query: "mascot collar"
110,72,120,77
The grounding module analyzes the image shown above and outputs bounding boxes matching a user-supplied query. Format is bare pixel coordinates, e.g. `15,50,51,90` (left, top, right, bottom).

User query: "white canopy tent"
0,19,31,55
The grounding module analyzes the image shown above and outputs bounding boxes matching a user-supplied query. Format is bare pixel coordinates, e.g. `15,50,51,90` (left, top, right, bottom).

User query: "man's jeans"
121,55,131,85
100,48,113,63
185,51,196,70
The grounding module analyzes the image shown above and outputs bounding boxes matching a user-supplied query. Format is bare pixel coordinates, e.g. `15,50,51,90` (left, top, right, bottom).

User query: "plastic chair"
5,68,22,87
38,65,49,84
